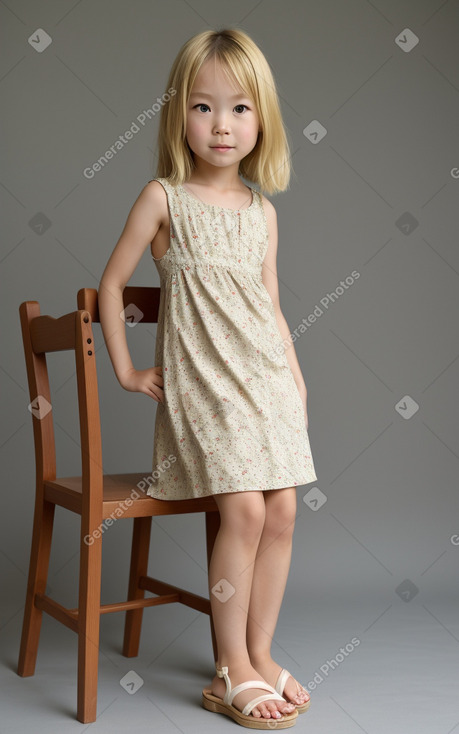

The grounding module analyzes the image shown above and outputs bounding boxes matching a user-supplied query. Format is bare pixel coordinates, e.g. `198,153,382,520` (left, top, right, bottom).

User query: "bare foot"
210,661,297,720
251,657,310,706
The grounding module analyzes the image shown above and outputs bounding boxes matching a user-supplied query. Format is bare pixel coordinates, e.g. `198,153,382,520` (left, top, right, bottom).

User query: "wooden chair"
17,286,220,723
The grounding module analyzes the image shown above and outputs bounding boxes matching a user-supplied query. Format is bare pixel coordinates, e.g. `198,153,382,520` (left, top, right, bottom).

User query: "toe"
266,703,282,718
259,704,272,719
291,678,310,703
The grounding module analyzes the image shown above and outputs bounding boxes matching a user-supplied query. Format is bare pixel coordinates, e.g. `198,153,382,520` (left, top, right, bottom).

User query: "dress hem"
146,475,318,501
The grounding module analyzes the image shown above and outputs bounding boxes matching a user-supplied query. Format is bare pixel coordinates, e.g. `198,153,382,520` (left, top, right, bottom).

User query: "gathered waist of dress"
152,254,262,278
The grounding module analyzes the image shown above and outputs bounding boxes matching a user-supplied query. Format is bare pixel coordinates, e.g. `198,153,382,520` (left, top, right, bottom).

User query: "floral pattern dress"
146,177,317,500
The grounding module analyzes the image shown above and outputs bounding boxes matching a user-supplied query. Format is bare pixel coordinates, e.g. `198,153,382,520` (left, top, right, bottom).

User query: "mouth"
211,146,234,149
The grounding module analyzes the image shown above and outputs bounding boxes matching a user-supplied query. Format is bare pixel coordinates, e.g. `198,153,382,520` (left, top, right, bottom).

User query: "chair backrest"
20,287,162,500
19,301,103,503
77,286,161,324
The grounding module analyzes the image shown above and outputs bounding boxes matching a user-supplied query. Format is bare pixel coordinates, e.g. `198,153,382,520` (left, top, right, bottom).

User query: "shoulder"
143,178,169,207
141,179,170,225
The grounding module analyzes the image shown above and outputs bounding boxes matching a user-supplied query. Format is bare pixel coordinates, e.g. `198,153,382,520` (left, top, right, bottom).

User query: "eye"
191,103,250,113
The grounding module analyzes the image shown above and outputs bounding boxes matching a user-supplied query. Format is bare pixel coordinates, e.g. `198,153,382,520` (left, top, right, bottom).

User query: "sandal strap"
275,668,309,699
228,680,281,705
216,665,286,712
241,692,285,717
216,665,232,700
275,668,291,696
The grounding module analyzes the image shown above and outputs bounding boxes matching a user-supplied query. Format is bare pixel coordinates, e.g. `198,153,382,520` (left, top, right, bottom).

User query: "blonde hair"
155,28,292,195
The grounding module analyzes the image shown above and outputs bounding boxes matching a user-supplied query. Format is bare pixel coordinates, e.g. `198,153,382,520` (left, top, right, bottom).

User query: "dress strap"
147,177,180,262
148,177,176,205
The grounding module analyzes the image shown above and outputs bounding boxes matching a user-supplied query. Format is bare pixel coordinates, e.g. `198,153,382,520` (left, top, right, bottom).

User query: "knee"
216,493,266,541
263,490,297,540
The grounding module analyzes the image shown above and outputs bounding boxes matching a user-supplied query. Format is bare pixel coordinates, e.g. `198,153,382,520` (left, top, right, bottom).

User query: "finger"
147,385,164,403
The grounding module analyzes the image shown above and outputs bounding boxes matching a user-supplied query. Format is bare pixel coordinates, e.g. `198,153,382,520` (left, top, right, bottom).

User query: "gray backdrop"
1,1,458,732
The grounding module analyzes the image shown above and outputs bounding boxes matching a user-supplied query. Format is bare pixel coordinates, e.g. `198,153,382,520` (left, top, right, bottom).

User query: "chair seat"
44,473,217,518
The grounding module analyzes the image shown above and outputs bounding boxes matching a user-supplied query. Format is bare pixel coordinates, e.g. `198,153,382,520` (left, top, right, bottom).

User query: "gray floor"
1,588,457,733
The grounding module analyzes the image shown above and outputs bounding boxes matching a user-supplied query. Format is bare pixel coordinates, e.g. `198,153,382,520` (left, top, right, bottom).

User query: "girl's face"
186,58,260,172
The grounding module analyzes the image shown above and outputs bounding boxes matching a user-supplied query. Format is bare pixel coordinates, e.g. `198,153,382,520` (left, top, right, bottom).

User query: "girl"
99,27,317,730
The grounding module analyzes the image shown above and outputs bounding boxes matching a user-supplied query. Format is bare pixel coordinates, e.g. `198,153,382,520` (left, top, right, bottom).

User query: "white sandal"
202,664,298,729
275,668,311,713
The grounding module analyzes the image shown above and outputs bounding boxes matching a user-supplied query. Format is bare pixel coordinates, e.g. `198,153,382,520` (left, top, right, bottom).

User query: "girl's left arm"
261,197,309,428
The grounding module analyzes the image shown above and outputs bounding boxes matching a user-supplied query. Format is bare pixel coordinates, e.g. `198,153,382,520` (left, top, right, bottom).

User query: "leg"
246,487,310,706
205,509,220,663
77,519,102,723
18,498,55,676
208,490,297,721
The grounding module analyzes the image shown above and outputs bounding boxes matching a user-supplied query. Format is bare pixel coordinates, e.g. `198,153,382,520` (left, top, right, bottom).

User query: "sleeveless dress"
147,177,317,500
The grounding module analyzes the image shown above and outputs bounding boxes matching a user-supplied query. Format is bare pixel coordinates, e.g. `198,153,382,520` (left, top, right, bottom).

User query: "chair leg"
123,516,152,657
205,510,220,664
77,521,102,723
18,497,55,677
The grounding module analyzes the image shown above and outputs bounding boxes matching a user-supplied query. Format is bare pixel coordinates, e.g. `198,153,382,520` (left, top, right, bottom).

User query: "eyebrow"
189,92,251,99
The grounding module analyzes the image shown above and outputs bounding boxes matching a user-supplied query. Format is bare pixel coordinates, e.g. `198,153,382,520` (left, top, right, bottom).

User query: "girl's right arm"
98,181,167,403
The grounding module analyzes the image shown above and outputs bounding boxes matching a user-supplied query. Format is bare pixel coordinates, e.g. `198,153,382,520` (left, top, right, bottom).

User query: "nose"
213,116,231,135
